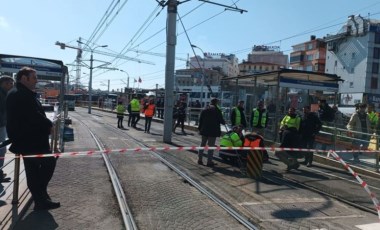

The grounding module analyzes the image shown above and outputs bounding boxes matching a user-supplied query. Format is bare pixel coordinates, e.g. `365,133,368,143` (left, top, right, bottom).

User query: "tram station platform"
1,107,379,230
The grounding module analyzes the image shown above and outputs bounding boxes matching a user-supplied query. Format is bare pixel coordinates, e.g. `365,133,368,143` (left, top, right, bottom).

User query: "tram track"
78,110,260,230
74,117,138,230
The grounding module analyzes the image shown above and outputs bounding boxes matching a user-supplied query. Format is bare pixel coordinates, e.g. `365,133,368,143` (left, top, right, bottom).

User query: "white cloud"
0,16,9,29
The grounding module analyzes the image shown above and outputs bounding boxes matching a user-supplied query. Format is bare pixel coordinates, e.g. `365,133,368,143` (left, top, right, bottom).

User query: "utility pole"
163,0,177,143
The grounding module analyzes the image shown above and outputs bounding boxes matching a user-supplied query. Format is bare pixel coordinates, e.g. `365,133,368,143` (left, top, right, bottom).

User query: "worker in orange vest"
144,99,156,133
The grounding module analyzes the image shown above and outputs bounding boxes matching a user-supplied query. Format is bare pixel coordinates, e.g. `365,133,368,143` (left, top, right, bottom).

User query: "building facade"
324,15,380,106
290,35,326,72
189,53,239,78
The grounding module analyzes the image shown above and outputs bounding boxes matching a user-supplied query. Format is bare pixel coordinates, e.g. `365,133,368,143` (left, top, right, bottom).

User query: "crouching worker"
275,107,302,171
219,126,244,163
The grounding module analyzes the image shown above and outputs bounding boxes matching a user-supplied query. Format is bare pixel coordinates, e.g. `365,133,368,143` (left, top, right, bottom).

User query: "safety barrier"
328,150,380,220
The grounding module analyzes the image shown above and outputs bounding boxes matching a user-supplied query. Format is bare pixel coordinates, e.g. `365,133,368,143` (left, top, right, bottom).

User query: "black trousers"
23,156,57,202
117,115,124,127
145,117,153,132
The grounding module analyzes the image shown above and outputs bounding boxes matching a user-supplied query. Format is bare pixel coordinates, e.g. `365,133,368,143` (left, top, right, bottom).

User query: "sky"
1,0,380,92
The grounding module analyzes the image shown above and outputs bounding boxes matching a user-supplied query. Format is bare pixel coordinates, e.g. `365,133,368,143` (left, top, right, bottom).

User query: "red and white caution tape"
328,150,380,220
2,146,380,160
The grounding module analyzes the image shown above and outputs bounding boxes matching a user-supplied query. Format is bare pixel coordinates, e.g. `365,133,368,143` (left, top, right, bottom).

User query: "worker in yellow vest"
367,104,378,133
219,125,243,162
230,100,247,128
275,107,302,170
144,99,155,134
129,95,140,128
116,101,126,129
250,101,268,136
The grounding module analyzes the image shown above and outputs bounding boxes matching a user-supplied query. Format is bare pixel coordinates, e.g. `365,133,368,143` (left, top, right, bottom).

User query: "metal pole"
200,56,205,107
88,52,93,114
108,80,110,94
12,155,20,204
163,0,177,143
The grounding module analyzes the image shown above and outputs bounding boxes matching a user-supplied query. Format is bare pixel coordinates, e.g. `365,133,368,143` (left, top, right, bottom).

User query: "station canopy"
223,68,342,92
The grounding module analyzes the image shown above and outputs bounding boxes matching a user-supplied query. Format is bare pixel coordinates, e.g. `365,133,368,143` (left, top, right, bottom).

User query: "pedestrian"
250,101,268,136
193,100,201,125
230,100,247,128
6,67,60,210
144,99,155,133
299,105,322,167
318,99,335,123
0,75,14,181
116,101,126,129
172,101,179,132
130,94,140,128
332,105,345,129
173,101,186,133
198,98,225,167
156,99,163,119
347,103,371,162
275,107,301,170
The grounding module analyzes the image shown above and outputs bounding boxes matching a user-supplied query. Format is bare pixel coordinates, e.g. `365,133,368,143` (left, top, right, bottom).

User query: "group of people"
115,95,157,134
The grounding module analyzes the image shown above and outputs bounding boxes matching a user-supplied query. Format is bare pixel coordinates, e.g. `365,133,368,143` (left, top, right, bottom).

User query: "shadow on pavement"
13,210,58,230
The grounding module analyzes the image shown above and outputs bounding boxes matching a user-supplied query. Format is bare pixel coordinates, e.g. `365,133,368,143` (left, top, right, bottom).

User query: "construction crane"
56,41,155,90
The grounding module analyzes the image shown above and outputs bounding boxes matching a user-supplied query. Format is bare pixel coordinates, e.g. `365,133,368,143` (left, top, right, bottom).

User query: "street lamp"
191,44,205,107
77,41,108,114
119,69,130,90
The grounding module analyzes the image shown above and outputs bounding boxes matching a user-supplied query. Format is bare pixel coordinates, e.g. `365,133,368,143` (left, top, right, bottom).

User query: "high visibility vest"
280,115,301,130
130,99,140,112
144,104,155,117
252,109,267,127
368,111,378,128
220,132,242,147
234,107,241,125
116,105,125,115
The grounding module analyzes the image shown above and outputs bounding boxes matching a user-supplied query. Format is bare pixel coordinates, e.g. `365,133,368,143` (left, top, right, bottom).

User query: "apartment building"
325,15,380,106
290,35,326,72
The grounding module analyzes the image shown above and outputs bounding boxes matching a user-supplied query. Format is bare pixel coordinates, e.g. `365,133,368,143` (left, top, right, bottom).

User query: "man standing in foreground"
6,67,60,210
198,98,225,167
0,75,14,181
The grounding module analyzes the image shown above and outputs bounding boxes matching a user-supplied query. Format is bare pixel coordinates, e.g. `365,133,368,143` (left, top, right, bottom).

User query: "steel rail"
76,118,138,230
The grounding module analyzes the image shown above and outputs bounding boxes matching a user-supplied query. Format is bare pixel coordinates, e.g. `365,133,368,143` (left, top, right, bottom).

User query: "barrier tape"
2,145,380,159
328,150,380,220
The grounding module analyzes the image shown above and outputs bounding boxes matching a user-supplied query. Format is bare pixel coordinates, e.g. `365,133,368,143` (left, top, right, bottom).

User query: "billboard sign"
0,54,65,81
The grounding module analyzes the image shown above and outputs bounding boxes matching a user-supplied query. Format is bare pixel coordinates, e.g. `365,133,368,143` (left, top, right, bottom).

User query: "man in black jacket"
300,105,322,167
6,67,60,210
198,98,225,167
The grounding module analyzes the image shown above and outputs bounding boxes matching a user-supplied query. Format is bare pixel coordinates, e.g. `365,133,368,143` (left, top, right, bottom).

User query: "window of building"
306,65,312,71
335,60,337,67
371,77,378,89
349,82,354,88
307,54,313,61
374,47,380,59
372,62,379,74
375,32,380,44
352,52,356,59
307,43,313,50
